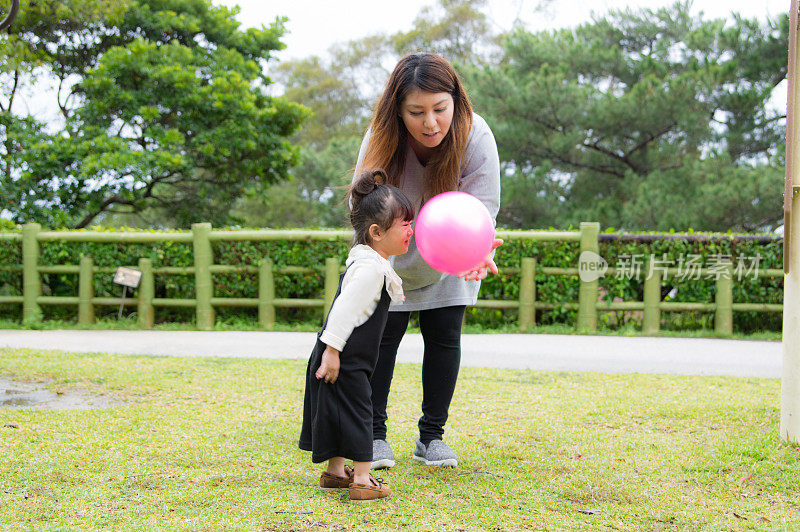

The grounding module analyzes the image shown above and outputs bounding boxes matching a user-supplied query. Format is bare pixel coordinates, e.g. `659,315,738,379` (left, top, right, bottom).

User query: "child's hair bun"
349,169,386,209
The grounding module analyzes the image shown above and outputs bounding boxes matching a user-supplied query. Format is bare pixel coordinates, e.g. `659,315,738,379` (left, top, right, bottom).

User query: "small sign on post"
113,267,142,320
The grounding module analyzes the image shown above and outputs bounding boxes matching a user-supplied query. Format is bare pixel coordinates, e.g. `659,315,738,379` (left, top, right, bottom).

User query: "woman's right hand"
458,238,504,281
315,345,341,383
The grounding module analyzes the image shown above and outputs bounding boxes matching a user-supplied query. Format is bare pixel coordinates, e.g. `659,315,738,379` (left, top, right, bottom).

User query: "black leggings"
370,305,466,444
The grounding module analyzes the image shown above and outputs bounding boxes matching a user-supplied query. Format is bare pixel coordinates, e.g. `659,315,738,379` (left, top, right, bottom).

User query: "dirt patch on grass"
0,377,122,410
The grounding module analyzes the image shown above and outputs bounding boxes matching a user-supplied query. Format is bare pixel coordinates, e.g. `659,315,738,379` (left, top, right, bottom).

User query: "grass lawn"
1,347,798,531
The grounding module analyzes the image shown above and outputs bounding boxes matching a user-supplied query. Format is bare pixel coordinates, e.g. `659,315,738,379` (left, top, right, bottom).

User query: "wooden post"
192,223,214,330
259,258,275,330
519,257,536,331
784,0,800,445
643,258,661,335
577,222,600,331
78,255,94,325
137,257,154,329
22,222,41,322
323,257,340,320
715,262,733,335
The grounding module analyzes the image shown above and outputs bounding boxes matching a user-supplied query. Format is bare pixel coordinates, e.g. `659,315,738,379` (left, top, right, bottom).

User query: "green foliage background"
0,225,783,333
0,0,306,228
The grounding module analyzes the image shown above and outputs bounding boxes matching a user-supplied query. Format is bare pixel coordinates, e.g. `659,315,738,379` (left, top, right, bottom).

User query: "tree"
231,136,361,228
1,0,306,228
388,0,499,66
247,0,503,228
273,55,370,151
466,1,787,231
243,52,372,229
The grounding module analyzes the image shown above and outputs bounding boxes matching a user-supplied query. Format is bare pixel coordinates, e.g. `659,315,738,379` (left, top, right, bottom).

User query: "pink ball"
414,191,495,275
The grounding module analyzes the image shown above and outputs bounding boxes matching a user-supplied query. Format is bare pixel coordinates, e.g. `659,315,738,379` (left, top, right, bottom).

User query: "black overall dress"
298,265,391,463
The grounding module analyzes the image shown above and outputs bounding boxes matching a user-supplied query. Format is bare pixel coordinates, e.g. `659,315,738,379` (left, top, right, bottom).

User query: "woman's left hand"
458,239,504,281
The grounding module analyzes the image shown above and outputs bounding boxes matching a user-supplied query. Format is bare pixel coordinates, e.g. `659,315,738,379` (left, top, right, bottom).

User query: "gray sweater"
354,113,501,312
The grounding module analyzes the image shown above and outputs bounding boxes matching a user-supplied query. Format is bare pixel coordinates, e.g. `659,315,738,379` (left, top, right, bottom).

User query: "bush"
0,226,783,332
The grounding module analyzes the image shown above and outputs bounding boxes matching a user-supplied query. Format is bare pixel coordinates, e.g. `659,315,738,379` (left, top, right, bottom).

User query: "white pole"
781,0,800,444
118,286,127,321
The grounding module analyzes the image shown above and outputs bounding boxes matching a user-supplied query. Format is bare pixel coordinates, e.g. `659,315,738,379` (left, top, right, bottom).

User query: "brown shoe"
319,465,354,490
349,475,390,502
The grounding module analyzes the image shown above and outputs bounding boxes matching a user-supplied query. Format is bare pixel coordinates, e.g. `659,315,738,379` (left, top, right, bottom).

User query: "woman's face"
400,89,455,152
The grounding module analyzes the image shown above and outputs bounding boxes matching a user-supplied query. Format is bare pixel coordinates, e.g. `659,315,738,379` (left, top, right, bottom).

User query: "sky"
213,0,790,62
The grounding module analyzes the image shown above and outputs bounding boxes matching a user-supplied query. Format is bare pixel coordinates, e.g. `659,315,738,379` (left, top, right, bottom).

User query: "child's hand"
315,345,341,383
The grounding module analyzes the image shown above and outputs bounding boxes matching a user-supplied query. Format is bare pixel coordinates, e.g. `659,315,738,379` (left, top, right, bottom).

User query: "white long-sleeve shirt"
319,245,404,352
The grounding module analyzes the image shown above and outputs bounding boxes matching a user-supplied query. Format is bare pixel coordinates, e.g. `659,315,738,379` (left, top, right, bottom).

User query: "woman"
354,52,502,469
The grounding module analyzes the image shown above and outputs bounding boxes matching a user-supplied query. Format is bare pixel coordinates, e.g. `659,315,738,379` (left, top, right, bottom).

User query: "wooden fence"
0,222,784,333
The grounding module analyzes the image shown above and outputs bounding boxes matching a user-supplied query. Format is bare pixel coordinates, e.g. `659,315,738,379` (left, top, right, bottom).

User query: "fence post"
137,257,154,329
519,257,536,331
259,258,275,330
324,257,340,320
643,258,661,335
715,262,733,335
192,223,214,330
577,222,600,331
78,255,94,325
22,222,41,322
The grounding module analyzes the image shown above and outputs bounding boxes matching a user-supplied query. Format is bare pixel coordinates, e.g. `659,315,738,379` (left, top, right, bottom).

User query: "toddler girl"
299,168,414,502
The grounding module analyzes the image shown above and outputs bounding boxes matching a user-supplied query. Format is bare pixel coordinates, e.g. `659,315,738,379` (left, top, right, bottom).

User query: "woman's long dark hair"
361,53,473,200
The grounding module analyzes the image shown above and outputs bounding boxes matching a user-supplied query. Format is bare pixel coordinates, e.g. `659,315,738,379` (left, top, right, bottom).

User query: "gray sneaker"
412,439,458,467
371,439,395,469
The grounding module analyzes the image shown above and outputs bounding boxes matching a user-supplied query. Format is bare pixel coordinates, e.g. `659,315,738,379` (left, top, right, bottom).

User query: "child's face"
372,218,413,259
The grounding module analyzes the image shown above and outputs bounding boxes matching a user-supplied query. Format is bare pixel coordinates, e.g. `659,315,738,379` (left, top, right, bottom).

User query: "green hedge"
0,224,784,332
477,230,782,333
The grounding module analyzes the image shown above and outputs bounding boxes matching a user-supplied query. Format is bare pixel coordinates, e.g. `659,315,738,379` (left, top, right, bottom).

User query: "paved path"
0,329,782,378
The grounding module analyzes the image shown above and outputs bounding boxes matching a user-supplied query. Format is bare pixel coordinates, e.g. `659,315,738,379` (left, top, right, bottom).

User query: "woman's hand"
315,345,341,383
458,239,504,281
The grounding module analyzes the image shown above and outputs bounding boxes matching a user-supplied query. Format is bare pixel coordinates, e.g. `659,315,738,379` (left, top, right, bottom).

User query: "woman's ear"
368,223,382,242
